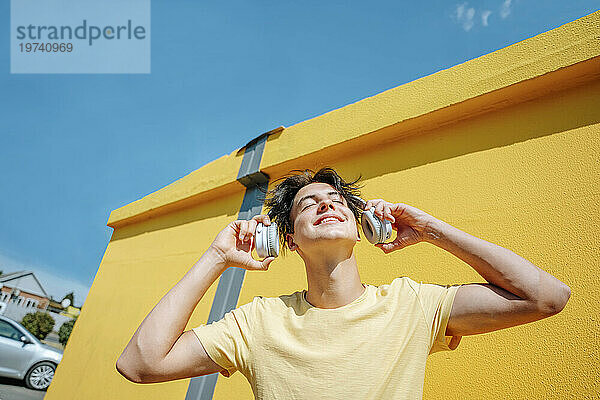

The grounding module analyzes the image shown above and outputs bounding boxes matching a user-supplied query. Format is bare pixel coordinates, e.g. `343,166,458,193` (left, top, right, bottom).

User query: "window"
0,320,22,341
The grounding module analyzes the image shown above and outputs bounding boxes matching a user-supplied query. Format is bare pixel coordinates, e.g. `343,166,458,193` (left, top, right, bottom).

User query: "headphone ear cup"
255,223,267,258
381,219,392,242
361,208,381,244
256,222,279,258
361,208,392,244
267,222,279,258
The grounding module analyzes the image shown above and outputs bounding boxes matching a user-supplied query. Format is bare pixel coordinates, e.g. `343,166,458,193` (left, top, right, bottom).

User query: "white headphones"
360,207,393,244
255,197,392,258
255,221,280,259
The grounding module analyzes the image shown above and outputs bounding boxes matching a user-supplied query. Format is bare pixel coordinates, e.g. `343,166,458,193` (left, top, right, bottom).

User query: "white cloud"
456,2,466,19
500,0,512,19
0,252,91,307
453,3,502,31
481,10,492,26
454,3,476,31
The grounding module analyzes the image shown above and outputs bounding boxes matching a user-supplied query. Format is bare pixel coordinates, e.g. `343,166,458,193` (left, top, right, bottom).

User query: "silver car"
0,314,63,390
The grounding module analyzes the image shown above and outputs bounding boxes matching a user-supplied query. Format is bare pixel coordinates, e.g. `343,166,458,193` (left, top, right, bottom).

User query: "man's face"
287,182,359,251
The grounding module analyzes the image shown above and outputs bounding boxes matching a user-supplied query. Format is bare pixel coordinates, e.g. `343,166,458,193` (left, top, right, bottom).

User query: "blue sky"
1,1,598,306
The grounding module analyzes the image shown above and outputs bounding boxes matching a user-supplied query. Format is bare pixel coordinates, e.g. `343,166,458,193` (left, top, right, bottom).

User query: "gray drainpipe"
185,126,283,400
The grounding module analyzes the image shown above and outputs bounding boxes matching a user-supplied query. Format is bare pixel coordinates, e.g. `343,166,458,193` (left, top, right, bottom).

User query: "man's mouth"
314,215,344,225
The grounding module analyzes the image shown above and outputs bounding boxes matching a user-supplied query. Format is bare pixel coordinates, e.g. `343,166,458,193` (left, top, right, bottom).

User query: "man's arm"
116,248,228,383
426,220,571,337
364,200,571,337
116,215,275,383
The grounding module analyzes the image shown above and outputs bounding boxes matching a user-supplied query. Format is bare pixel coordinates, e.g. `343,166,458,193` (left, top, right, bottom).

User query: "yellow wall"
46,11,599,400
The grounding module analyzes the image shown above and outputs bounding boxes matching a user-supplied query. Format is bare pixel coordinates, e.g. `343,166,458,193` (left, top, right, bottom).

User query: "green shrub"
58,318,76,346
21,312,55,340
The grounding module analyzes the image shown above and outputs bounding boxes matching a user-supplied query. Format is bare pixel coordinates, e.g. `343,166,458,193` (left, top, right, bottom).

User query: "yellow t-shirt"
193,277,462,399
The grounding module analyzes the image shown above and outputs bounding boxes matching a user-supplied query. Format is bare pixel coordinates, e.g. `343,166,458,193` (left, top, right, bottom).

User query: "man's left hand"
363,199,440,253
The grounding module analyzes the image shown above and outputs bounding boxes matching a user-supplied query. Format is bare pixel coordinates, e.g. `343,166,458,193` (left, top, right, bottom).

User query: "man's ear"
286,234,299,251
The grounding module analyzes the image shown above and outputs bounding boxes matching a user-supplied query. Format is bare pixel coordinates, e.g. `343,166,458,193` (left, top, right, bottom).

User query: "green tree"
21,311,55,340
58,317,77,346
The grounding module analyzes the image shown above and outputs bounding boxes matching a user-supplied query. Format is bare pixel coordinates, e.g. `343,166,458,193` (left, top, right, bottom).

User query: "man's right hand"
117,216,275,385
209,214,276,271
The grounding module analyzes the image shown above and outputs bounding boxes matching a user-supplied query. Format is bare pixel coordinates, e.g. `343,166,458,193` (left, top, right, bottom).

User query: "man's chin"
313,233,358,243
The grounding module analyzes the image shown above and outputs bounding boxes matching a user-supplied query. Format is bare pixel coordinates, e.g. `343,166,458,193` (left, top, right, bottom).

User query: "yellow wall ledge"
260,10,600,175
107,10,600,228
107,150,244,228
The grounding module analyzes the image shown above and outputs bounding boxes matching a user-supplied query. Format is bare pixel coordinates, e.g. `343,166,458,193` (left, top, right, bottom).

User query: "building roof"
0,271,28,280
0,271,49,298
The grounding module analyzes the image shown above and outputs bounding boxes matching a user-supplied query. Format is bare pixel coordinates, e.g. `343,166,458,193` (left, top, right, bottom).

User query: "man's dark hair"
262,167,364,254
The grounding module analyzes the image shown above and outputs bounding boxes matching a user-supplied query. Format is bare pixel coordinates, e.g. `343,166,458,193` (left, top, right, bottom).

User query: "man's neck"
302,251,365,309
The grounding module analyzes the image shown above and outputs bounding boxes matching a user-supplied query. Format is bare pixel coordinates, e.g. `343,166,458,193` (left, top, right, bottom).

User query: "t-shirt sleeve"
405,278,462,355
192,300,255,378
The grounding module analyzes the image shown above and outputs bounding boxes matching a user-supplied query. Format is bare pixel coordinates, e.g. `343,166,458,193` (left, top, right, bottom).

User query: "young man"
116,168,571,399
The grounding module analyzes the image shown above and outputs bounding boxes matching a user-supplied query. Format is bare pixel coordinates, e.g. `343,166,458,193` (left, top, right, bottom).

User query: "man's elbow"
539,284,571,315
116,355,146,384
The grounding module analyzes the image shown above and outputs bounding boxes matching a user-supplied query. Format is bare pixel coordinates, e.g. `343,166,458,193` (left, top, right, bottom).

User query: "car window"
0,320,22,341
13,321,40,344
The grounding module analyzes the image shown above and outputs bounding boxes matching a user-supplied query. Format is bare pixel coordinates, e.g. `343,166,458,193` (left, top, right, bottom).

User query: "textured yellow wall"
211,78,599,400
46,11,599,400
47,191,250,399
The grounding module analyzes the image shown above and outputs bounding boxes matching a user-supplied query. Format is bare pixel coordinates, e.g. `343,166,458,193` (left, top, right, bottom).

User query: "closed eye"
300,194,345,212
302,203,316,211
303,200,344,211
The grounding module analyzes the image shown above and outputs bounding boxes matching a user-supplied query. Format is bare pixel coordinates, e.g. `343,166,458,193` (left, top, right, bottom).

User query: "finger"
374,201,386,220
232,220,244,240
383,204,395,223
246,256,274,271
390,203,407,219
375,243,391,253
231,221,241,236
253,214,271,226
238,220,249,241
375,241,403,253
379,235,406,250
366,199,382,210
260,257,275,270
246,219,258,242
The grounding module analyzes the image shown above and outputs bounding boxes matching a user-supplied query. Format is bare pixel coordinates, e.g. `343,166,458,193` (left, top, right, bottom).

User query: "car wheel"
24,361,56,391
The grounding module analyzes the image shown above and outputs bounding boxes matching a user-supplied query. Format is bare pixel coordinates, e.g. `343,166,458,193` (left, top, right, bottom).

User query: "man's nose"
317,199,334,213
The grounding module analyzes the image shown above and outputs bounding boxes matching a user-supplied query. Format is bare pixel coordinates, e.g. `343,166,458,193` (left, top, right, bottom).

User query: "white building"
0,271,50,319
